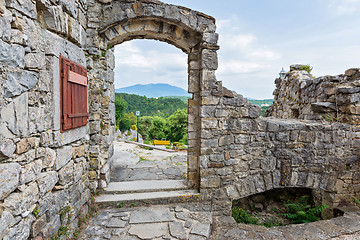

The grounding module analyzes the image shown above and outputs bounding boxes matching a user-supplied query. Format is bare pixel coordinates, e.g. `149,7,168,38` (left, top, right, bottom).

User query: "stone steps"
96,189,200,207
96,180,199,207
104,179,190,194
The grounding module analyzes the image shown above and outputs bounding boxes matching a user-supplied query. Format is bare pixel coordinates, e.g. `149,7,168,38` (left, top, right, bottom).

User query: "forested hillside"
117,93,187,117
115,93,188,143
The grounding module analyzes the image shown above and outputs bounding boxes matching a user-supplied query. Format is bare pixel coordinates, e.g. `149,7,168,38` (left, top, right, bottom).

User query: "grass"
137,157,152,164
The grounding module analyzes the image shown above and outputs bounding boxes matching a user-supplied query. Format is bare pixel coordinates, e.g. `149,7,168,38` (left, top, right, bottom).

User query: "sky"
114,0,360,99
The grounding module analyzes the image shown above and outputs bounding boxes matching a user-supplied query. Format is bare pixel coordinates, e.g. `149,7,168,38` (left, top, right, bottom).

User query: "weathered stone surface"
55,146,72,170
190,221,211,238
37,192,53,218
0,40,25,67
36,147,56,169
5,0,37,19
0,9,11,41
58,160,74,185
42,6,68,34
0,163,21,200
129,207,175,223
106,218,126,228
36,171,58,196
3,182,39,216
0,139,16,159
31,214,46,237
2,214,34,240
16,137,38,154
128,223,168,239
59,0,78,18
3,70,39,98
169,222,187,240
86,225,106,236
24,52,46,70
0,211,14,239
19,159,42,184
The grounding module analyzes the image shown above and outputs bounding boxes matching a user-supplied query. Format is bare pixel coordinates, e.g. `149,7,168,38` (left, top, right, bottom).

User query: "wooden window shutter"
60,55,89,132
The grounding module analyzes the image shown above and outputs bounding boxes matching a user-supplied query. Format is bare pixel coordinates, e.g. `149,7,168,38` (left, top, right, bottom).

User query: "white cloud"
328,0,360,15
114,40,188,89
114,41,186,71
216,18,281,90
247,49,281,61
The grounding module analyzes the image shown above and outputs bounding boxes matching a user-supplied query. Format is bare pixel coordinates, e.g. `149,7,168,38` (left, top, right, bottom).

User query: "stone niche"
232,188,338,226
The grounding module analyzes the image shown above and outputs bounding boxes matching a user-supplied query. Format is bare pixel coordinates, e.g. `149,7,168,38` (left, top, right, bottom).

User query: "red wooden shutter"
60,55,88,132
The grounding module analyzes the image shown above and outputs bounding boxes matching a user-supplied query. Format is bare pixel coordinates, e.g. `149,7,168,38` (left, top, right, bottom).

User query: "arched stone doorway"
86,1,220,190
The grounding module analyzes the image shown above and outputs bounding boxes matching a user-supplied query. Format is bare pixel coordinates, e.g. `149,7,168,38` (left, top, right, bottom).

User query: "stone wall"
0,0,359,238
198,67,360,216
0,0,90,238
269,64,360,124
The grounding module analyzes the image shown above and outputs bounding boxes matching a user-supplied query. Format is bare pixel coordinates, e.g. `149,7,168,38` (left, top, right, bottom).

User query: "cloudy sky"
114,0,360,99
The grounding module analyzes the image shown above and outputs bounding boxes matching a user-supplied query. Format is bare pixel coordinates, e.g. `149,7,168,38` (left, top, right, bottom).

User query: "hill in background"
116,84,191,98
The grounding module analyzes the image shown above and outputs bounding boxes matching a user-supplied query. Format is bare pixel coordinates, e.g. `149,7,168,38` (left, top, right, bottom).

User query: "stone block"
5,0,37,19
3,182,39,216
19,159,42,184
55,146,72,170
2,214,34,240
58,160,74,185
61,126,87,145
225,185,240,200
0,40,25,68
36,171,58,196
59,0,77,18
37,192,53,218
201,49,218,70
0,211,14,239
16,137,38,154
0,139,15,159
219,135,234,146
202,118,218,129
0,9,11,41
201,177,221,188
24,52,46,70
0,163,21,200
38,147,56,169
43,6,68,34
3,69,39,98
31,214,46,237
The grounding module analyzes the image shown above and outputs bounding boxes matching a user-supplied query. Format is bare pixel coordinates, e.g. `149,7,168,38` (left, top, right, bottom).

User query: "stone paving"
80,202,213,240
80,203,360,240
110,142,187,182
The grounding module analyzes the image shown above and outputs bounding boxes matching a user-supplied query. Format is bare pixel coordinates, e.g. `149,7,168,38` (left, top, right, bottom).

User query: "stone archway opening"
110,38,191,185
105,18,202,189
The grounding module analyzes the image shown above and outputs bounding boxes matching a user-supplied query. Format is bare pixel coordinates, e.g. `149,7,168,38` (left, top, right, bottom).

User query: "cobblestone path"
110,142,187,182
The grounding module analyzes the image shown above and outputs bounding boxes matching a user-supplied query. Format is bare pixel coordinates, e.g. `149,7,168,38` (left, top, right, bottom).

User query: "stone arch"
86,0,220,190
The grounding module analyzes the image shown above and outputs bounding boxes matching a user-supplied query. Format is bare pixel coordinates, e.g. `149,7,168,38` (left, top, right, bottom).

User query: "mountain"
115,84,190,98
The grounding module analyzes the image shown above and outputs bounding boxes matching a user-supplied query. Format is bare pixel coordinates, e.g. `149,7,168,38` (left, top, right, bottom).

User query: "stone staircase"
96,180,199,207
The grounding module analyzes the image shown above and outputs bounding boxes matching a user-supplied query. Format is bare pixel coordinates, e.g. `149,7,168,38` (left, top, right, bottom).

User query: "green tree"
115,95,130,131
149,116,167,140
138,116,154,140
125,112,137,125
167,109,187,142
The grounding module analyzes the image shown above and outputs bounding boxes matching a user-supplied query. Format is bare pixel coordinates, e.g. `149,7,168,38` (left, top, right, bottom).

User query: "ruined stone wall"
269,64,360,124
199,69,360,217
0,0,91,238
